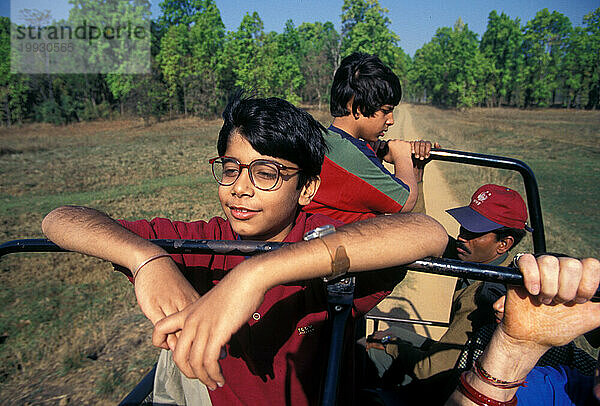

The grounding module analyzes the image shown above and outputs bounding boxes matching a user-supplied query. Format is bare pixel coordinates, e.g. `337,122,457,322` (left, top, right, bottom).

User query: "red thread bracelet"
473,359,527,389
458,372,517,406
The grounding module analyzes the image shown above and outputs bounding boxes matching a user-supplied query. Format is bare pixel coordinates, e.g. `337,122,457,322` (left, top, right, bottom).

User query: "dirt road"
366,104,461,341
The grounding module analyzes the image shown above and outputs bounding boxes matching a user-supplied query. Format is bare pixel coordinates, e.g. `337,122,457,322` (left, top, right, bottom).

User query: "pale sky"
2,0,597,56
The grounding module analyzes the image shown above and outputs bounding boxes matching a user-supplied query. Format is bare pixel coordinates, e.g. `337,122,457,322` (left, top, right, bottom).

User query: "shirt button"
252,312,261,321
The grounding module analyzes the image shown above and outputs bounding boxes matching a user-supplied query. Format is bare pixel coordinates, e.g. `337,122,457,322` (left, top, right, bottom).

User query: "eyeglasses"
209,156,301,191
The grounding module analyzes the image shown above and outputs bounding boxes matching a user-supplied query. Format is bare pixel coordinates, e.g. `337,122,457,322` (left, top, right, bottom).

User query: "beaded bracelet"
473,359,527,389
458,372,517,406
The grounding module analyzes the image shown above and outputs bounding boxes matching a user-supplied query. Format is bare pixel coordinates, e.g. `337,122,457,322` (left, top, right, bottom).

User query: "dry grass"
407,104,600,258
0,118,223,403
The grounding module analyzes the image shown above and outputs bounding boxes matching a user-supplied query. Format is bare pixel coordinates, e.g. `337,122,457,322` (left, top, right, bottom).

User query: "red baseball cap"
446,184,532,233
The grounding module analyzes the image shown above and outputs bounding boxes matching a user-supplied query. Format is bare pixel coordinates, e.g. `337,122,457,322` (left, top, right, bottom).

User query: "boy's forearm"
42,205,164,271
235,213,448,292
396,165,418,212
387,141,418,211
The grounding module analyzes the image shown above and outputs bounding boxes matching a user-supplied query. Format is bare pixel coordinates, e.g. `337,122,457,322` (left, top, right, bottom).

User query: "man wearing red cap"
445,184,531,266
365,184,532,401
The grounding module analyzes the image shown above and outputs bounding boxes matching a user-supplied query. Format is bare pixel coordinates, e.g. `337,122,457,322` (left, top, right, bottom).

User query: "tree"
298,21,340,108
410,19,492,108
561,26,589,108
222,12,304,102
582,8,600,109
156,0,225,117
480,11,523,106
185,0,226,116
519,9,572,107
0,17,29,126
157,24,190,115
158,0,211,27
340,0,400,69
393,46,412,101
269,20,303,103
221,12,266,94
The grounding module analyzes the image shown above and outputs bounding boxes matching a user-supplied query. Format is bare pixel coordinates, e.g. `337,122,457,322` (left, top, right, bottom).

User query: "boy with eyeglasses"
42,92,448,405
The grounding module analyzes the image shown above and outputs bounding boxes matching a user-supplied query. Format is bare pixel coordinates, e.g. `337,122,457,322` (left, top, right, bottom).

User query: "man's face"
355,105,395,142
456,227,504,264
217,133,318,242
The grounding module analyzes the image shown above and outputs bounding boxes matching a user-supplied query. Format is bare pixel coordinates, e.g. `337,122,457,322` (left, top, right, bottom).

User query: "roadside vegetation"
0,105,598,403
2,1,599,127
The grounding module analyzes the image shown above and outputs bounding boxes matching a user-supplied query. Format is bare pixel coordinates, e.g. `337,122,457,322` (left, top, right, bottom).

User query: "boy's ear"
298,176,321,206
346,99,361,120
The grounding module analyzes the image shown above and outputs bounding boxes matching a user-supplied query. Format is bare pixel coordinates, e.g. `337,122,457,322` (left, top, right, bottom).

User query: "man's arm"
42,206,200,338
445,256,600,405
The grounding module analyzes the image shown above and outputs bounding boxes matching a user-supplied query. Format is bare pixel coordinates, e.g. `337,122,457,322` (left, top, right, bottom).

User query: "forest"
1,0,599,126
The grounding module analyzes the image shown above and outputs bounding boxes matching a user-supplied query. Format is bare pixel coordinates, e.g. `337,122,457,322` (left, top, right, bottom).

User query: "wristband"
458,372,517,406
473,359,527,389
133,253,171,280
303,225,350,282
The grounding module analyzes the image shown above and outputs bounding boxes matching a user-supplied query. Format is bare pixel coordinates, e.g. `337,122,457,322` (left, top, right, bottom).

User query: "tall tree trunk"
5,98,11,127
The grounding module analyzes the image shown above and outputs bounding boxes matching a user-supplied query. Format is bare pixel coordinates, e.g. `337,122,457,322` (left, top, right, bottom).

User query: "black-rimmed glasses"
209,156,301,191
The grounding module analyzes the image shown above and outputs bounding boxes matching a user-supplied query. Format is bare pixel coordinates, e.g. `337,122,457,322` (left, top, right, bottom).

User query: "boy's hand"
410,140,440,182
134,257,200,349
410,140,440,161
152,263,267,390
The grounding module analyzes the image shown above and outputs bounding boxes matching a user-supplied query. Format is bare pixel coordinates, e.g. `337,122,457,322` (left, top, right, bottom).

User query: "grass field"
0,106,598,403
0,118,224,404
407,105,600,258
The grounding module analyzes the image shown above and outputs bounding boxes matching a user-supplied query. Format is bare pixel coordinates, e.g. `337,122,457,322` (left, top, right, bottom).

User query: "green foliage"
411,20,492,108
582,8,600,109
480,11,523,106
3,2,600,124
125,70,168,124
298,21,340,108
0,17,29,126
156,0,226,116
519,9,572,107
159,0,212,27
340,0,401,69
221,13,304,103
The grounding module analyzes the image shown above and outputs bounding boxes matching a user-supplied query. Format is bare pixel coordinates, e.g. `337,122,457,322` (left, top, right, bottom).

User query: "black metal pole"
1,239,598,298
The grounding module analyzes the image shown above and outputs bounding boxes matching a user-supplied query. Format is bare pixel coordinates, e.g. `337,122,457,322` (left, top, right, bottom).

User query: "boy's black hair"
330,53,402,118
493,227,526,251
217,91,328,188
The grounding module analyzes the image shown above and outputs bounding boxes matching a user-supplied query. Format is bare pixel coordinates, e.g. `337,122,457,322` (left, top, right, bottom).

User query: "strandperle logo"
10,0,151,74
14,20,147,46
